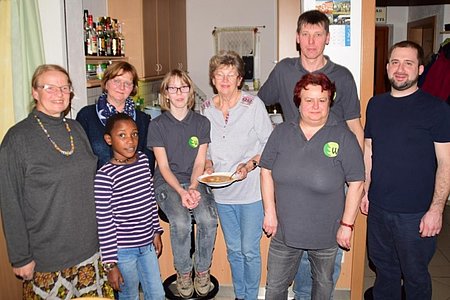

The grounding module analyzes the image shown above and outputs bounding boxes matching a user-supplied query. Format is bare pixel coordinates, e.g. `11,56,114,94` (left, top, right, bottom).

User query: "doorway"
374,26,390,95
407,16,436,64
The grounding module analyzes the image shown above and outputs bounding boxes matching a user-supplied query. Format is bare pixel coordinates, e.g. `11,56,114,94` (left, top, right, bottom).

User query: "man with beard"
361,41,450,300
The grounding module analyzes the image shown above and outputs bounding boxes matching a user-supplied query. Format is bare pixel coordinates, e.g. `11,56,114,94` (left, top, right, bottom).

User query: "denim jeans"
368,204,436,300
216,201,263,300
265,236,338,300
156,182,218,274
293,247,343,300
117,244,165,300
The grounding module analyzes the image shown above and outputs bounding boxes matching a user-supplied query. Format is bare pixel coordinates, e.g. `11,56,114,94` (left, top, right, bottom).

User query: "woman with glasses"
147,69,218,298
0,64,113,299
201,51,273,300
77,61,154,170
260,73,364,299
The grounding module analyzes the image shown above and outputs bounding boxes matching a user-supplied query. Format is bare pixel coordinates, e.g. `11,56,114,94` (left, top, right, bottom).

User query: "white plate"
197,172,239,187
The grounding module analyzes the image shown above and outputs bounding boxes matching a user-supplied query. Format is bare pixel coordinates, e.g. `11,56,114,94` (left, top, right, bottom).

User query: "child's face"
165,76,190,110
104,119,139,161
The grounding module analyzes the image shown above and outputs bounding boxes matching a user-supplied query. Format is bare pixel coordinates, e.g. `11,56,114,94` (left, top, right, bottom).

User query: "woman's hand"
153,233,163,258
107,266,124,291
263,212,278,237
235,163,249,180
336,225,353,250
180,189,199,209
204,166,214,175
13,261,35,281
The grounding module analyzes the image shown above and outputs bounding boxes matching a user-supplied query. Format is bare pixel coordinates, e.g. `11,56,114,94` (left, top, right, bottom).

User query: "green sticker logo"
188,136,199,148
323,142,339,157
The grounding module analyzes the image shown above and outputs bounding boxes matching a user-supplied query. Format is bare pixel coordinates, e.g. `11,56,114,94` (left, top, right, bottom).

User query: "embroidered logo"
323,142,339,157
188,136,199,148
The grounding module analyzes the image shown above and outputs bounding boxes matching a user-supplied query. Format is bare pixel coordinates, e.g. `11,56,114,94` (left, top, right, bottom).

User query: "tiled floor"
214,207,450,300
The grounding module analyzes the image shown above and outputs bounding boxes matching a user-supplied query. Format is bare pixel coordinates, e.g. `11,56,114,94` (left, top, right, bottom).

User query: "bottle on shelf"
117,22,125,57
97,20,106,56
87,15,97,56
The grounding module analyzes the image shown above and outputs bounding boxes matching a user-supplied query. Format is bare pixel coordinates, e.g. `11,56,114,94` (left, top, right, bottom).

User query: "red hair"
293,73,336,107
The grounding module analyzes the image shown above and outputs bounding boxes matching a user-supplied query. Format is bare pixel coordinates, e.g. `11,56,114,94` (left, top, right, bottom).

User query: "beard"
389,74,419,91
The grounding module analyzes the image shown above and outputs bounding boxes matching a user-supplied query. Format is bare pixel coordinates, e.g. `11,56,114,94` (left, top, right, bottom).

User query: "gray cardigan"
0,110,99,272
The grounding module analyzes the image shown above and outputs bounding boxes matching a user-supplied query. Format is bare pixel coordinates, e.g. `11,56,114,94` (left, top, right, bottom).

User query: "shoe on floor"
177,272,194,298
194,270,211,296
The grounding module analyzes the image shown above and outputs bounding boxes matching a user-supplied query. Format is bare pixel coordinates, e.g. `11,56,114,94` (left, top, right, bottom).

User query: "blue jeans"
367,204,436,300
117,244,165,300
293,247,343,299
265,236,338,300
217,201,264,300
156,183,218,274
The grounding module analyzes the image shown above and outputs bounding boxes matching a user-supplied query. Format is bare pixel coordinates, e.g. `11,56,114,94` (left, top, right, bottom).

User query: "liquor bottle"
83,10,89,55
111,19,118,56
105,17,113,56
97,22,105,56
87,15,97,55
117,22,125,57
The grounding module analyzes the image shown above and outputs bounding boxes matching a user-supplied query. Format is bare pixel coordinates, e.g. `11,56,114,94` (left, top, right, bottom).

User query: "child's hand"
107,266,124,291
153,234,163,258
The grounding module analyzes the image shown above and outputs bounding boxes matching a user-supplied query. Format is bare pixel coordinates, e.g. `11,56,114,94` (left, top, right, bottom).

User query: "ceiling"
376,0,450,5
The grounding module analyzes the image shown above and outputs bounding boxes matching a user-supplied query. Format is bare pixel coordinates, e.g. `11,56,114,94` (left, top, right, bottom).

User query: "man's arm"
360,138,372,215
419,142,450,237
346,118,364,150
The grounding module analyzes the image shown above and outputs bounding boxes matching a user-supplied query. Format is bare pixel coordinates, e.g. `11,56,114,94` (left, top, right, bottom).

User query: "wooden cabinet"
108,0,187,79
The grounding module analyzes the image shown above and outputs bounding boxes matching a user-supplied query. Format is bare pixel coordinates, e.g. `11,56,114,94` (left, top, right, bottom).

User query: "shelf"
85,56,128,64
440,31,450,34
86,79,102,88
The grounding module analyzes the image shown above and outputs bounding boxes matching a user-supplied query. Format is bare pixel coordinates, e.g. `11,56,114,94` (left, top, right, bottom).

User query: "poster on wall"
315,0,351,46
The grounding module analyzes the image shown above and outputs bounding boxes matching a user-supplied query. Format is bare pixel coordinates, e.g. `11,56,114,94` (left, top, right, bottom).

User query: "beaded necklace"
34,114,75,157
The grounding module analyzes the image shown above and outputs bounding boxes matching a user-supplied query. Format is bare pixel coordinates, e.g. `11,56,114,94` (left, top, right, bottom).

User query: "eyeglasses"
214,73,239,81
37,84,73,94
167,86,190,94
111,79,134,89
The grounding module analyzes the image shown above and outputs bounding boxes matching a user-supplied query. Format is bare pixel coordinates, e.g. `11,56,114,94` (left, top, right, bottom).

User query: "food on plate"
202,175,232,183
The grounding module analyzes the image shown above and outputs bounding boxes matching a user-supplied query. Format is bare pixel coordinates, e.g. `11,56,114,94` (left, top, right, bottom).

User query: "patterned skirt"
22,252,114,300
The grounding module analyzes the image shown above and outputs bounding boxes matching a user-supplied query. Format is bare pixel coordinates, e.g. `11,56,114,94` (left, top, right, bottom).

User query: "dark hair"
388,40,425,67
102,61,139,96
293,73,336,107
160,69,195,111
297,10,330,33
209,50,245,90
104,113,136,135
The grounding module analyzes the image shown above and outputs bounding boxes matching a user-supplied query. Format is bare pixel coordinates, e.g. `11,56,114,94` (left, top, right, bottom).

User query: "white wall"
186,0,277,99
38,0,66,66
386,6,408,44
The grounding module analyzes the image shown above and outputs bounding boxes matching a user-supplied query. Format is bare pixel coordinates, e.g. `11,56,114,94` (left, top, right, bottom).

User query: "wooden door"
143,0,159,77
169,0,188,71
374,26,390,95
0,217,22,300
156,0,170,75
407,16,436,65
109,0,145,78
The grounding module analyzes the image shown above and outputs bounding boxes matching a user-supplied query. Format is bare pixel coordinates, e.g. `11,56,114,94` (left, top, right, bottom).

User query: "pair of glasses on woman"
111,79,134,89
37,84,73,94
166,86,190,94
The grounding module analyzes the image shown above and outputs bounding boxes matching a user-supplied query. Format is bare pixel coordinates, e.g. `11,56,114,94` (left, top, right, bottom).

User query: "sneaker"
194,270,211,296
177,272,194,298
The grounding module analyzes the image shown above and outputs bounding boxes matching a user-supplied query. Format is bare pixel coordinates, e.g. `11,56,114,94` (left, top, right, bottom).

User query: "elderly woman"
260,73,364,299
201,51,273,300
77,61,154,170
0,64,112,299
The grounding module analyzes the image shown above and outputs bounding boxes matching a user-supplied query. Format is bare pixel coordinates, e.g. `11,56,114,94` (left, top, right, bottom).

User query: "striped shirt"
94,151,163,263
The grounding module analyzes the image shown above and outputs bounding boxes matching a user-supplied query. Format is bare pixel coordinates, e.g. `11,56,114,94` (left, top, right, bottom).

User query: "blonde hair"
159,69,195,111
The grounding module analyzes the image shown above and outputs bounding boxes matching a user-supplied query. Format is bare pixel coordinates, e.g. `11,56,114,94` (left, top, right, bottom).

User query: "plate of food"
197,172,239,187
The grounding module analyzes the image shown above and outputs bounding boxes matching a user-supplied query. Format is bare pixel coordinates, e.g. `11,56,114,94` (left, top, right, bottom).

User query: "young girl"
147,69,218,298
94,113,165,300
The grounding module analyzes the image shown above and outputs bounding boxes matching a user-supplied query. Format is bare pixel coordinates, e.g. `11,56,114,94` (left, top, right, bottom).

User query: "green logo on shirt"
188,136,199,148
323,142,339,157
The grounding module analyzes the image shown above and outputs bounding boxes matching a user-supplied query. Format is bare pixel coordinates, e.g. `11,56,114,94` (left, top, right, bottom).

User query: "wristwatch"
103,262,117,273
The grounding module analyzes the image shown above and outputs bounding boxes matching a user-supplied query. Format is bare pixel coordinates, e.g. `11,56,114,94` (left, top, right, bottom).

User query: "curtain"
1,0,44,140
